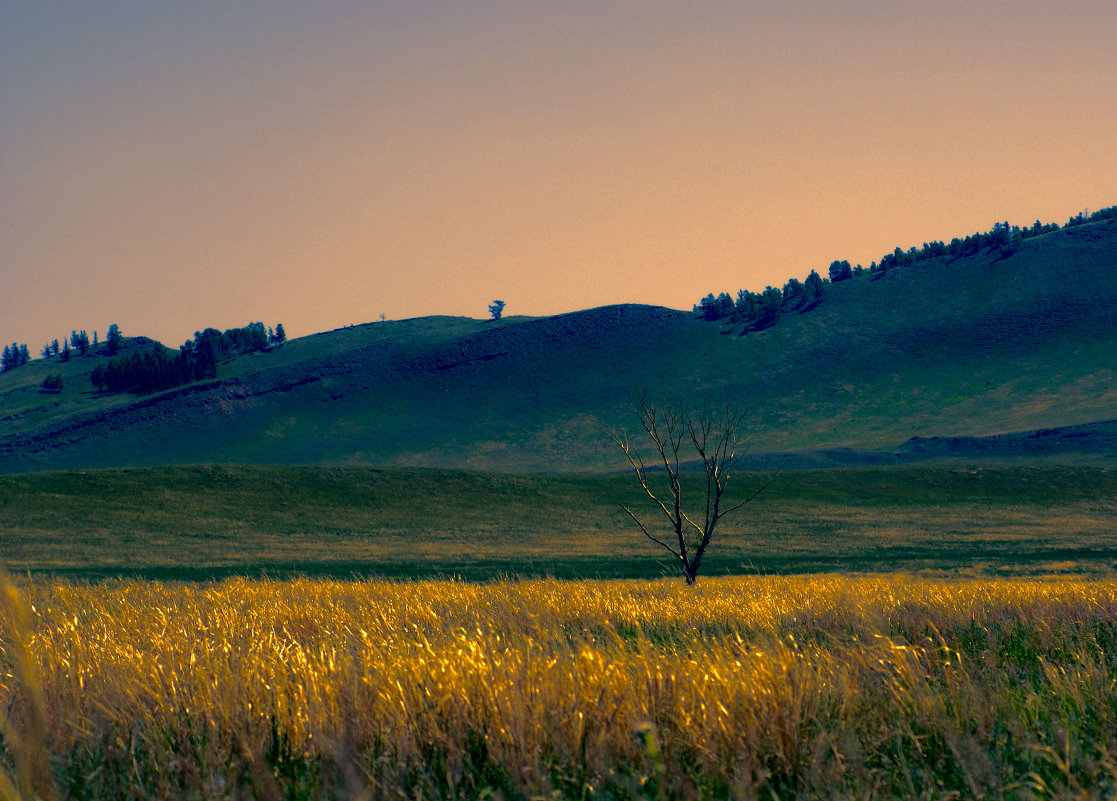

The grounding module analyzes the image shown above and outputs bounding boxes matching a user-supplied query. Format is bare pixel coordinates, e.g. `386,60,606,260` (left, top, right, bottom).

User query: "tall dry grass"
2,574,1116,799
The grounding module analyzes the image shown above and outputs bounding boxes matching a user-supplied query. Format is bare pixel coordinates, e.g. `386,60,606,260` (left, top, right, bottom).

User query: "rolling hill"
1,218,1115,473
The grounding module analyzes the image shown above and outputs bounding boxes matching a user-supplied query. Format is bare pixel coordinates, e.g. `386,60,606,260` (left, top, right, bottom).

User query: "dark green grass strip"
2,464,1115,579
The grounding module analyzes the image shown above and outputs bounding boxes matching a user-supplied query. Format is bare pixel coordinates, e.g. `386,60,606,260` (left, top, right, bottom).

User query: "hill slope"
1,219,1115,472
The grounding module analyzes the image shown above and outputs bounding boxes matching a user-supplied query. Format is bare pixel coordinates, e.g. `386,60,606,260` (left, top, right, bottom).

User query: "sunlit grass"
3,574,1116,799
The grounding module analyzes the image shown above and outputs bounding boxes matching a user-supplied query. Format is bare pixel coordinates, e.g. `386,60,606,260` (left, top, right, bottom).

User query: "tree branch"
608,426,684,532
621,504,683,562
720,469,780,516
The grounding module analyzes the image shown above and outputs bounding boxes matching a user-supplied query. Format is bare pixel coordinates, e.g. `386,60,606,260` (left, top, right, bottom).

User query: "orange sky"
2,1,1115,352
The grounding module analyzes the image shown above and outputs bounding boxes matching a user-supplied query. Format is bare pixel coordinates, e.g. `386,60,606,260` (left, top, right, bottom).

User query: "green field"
3,464,1114,580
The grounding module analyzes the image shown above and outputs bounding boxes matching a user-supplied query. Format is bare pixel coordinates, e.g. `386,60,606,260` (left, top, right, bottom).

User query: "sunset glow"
2,1,1115,350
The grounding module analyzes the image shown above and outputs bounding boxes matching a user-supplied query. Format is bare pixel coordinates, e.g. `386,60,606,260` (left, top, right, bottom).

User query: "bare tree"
609,395,776,585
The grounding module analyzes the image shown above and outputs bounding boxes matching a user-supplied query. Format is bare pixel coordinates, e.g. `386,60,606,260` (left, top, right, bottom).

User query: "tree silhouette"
106,324,123,355
609,395,775,585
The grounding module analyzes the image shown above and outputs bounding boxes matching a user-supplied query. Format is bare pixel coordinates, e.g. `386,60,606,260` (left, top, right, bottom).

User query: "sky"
2,1,1115,352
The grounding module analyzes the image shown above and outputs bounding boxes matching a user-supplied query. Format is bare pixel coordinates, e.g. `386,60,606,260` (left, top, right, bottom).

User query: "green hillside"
1,218,1114,473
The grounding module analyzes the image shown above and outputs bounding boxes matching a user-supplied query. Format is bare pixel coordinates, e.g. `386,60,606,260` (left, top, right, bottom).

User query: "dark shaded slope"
0,305,701,472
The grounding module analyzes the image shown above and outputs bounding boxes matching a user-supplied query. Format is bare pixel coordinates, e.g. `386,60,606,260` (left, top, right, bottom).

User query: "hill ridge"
1,222,1114,473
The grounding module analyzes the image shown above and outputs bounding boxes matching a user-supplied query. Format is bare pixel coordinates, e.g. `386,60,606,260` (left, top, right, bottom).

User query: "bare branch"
607,426,679,528
720,468,780,516
621,504,683,562
678,509,705,539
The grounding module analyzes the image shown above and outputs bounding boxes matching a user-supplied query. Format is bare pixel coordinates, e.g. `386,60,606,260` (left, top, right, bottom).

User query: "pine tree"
106,324,123,355
757,286,782,326
805,269,825,300
698,293,718,320
735,290,758,321
829,260,852,282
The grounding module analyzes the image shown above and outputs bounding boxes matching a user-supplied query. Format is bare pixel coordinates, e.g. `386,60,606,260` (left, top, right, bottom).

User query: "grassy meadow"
2,464,1116,579
3,573,1117,799
2,464,1116,798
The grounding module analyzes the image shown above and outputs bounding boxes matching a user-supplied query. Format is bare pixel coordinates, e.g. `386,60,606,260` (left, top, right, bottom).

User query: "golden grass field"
3,574,1117,800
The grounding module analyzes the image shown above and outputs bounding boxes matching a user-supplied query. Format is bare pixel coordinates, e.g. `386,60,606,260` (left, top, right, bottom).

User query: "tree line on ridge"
1,321,286,397
695,205,1117,328
89,323,286,395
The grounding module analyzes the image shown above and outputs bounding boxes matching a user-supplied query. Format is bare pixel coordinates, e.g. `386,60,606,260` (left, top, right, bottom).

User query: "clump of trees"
41,373,64,394
92,322,285,395
489,300,506,320
1066,206,1117,227
4,318,283,393
40,331,91,362
697,269,826,329
186,323,270,359
92,344,214,395
873,206,1115,276
1,343,31,372
18,330,102,374
829,260,853,282
71,330,91,355
183,322,285,362
695,205,1117,328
